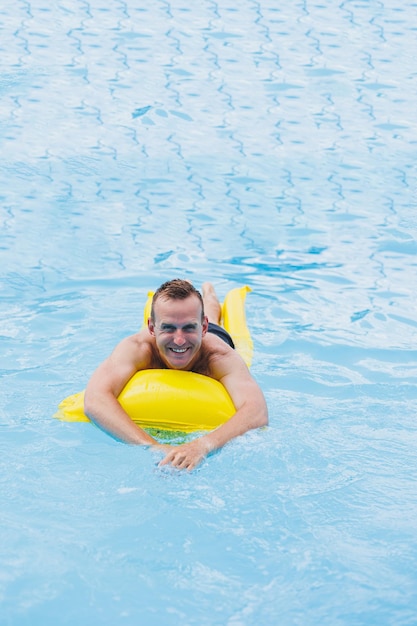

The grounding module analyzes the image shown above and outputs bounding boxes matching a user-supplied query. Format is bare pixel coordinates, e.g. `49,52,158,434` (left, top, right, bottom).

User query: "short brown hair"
150,279,204,321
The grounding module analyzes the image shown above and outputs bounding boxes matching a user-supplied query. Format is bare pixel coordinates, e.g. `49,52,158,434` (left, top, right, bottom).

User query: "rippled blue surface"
1,1,417,624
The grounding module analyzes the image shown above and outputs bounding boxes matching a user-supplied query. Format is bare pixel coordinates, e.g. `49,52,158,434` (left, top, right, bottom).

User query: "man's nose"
173,330,186,345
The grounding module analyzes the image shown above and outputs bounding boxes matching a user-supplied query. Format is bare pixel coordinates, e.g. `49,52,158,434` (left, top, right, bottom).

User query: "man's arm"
158,352,268,470
84,335,157,446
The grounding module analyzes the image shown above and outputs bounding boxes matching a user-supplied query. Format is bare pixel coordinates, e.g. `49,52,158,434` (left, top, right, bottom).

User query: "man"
84,279,268,470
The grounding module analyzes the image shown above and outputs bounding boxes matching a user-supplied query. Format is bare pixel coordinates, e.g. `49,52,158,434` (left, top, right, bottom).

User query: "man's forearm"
84,392,157,445
201,400,268,453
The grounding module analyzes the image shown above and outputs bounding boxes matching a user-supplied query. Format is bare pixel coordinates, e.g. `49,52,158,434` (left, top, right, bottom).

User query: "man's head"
150,279,205,322
148,279,208,370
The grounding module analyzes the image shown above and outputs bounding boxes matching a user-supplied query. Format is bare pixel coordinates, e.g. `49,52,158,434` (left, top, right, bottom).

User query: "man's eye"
160,325,197,332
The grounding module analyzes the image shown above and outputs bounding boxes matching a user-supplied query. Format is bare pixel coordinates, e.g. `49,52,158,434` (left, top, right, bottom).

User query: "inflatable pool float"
54,286,253,433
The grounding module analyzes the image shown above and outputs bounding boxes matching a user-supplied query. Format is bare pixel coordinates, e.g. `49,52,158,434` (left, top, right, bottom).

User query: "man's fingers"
159,449,184,467
157,441,206,471
159,451,195,470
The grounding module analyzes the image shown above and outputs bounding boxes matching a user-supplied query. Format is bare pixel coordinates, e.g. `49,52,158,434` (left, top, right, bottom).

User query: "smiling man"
84,279,268,470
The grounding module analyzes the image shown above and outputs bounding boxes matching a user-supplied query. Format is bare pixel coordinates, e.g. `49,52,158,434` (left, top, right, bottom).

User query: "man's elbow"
83,390,99,419
250,402,268,430
257,409,269,428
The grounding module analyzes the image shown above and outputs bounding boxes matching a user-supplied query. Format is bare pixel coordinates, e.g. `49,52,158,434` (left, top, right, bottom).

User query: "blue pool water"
1,1,417,624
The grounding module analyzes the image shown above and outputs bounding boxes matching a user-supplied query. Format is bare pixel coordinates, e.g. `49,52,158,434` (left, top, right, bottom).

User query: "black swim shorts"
207,323,235,349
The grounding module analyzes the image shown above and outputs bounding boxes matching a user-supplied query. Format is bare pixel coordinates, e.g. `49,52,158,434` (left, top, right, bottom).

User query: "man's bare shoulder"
85,329,156,398
202,332,232,356
110,329,154,367
202,333,247,378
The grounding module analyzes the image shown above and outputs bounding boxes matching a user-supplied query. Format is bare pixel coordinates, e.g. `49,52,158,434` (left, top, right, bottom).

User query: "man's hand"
154,438,212,471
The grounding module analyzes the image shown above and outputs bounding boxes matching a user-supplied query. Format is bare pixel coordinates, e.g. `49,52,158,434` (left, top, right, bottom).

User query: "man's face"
148,295,208,370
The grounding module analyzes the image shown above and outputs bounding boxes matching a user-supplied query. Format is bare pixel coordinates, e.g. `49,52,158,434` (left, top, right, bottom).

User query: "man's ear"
147,318,156,336
202,316,209,336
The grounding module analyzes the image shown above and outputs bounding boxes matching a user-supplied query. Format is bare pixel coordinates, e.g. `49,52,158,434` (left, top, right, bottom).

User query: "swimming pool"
1,0,417,624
